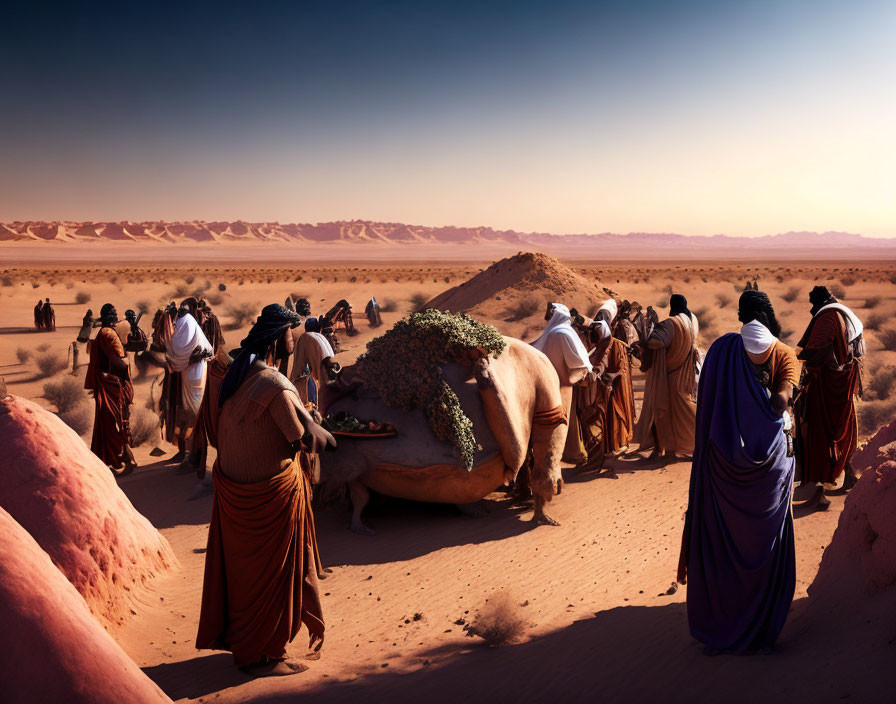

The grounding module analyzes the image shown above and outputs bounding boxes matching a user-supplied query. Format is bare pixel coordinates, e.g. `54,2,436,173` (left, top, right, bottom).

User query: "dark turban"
738,290,782,338
669,294,690,317
219,304,302,407
100,303,117,326
809,285,835,312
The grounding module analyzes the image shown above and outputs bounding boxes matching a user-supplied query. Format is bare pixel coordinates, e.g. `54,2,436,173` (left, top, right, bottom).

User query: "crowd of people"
72,280,864,673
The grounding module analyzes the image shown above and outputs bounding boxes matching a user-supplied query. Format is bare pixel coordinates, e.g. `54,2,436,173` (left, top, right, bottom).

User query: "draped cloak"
84,327,133,467
165,313,213,438
682,333,795,652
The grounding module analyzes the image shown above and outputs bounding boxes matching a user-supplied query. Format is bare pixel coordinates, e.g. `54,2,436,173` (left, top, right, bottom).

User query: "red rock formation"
0,507,172,704
0,395,176,629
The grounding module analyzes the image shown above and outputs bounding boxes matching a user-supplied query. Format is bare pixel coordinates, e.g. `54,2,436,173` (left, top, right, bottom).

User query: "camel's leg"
529,419,566,526
348,480,376,535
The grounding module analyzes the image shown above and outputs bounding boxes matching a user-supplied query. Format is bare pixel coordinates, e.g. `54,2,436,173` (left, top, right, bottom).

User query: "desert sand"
2,252,895,703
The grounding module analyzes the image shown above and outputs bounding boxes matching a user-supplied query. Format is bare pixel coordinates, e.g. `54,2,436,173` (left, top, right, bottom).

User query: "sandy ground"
2,258,895,702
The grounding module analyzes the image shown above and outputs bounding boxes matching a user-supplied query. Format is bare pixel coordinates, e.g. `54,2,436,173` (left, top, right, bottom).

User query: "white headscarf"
597,299,618,322
531,303,593,372
166,313,213,375
741,320,777,355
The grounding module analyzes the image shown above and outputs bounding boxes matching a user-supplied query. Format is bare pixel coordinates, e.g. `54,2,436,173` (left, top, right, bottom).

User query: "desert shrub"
35,351,67,378
866,313,885,331
715,293,732,308
409,292,430,313
184,274,195,285
16,347,31,364
858,400,895,438
504,297,541,322
129,408,160,447
463,592,528,647
225,302,257,330
57,403,93,437
878,328,896,352
657,298,669,308
869,365,896,401
782,286,800,303
205,291,224,306
829,283,846,299
864,296,882,310
840,275,856,287
170,283,190,299
32,282,40,288
1,275,13,286
36,342,50,352
136,300,150,314
43,377,86,413
75,291,91,304
218,283,227,291
379,298,397,313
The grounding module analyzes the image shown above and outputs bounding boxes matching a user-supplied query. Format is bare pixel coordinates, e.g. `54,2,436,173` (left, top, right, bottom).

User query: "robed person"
531,303,592,463
34,300,44,330
84,303,136,474
795,286,863,508
197,300,226,353
634,294,700,459
42,298,55,331
679,291,797,653
196,304,335,677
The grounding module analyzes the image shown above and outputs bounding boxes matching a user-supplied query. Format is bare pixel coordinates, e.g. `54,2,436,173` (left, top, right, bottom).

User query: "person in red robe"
197,304,335,677
84,303,136,474
796,286,863,510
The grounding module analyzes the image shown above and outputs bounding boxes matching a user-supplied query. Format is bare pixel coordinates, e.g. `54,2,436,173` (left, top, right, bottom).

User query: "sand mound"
809,458,896,605
852,418,896,472
0,507,172,704
0,395,176,629
426,252,610,321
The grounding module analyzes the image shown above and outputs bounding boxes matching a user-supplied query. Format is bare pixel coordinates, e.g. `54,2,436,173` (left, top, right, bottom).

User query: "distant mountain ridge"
1,220,893,257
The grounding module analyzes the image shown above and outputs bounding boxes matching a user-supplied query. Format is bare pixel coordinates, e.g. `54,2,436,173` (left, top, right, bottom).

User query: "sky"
1,0,894,237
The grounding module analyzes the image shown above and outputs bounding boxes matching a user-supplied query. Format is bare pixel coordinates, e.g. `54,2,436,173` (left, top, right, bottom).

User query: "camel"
317,337,568,534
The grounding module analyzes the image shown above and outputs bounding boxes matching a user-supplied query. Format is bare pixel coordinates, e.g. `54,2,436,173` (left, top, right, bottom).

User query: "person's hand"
305,422,337,453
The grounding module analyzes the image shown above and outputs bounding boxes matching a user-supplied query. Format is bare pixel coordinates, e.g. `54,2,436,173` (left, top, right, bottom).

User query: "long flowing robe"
165,313,213,440
531,304,592,463
34,302,43,330
796,308,861,484
42,303,55,331
196,365,324,667
681,332,796,652
634,313,699,455
84,327,133,467
291,331,335,411
603,338,636,453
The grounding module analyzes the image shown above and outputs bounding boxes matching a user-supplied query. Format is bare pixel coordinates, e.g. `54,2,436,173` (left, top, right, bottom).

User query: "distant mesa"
1,220,893,258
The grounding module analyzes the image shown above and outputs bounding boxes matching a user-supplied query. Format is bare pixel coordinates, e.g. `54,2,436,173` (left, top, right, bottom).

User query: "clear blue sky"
1,0,894,236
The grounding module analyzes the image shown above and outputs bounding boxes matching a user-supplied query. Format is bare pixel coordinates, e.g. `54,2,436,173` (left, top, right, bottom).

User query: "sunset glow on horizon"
2,1,895,237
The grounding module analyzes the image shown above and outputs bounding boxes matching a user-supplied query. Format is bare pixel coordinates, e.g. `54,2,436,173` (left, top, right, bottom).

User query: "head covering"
809,285,835,310
219,304,302,407
166,313,213,373
670,294,691,317
597,299,618,323
741,320,778,355
531,303,593,373
305,316,321,333
99,303,117,326
738,290,782,338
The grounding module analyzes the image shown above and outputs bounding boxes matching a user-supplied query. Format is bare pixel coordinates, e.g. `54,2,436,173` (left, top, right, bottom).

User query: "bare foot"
531,510,560,526
241,658,308,678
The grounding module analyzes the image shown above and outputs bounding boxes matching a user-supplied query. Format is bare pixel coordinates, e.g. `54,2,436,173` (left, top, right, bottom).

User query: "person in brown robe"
42,298,55,331
633,294,700,460
795,286,863,509
84,304,136,474
34,300,44,330
197,300,226,353
197,304,335,677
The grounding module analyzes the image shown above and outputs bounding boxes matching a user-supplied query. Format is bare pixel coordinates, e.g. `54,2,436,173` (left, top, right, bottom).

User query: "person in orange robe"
796,286,863,510
84,303,136,474
196,304,336,677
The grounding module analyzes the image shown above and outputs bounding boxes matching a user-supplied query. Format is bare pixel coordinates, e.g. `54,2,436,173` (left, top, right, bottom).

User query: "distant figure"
42,298,55,332
196,304,333,676
77,309,95,343
679,291,797,653
197,301,226,353
594,300,635,456
322,299,357,336
633,294,700,460
531,303,592,464
365,297,382,327
84,304,136,474
795,285,863,509
123,310,148,352
163,304,214,464
34,300,44,330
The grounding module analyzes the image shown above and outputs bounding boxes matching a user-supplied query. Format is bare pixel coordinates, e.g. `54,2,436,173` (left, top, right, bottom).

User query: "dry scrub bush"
58,403,93,437
129,408,160,447
205,292,224,306
866,313,885,332
218,283,227,291
379,299,397,313
43,377,86,413
36,351,67,378
409,292,429,313
829,284,847,299
75,291,91,304
864,296,882,310
782,287,800,303
715,293,732,308
840,275,856,287
878,328,896,352
869,365,896,401
37,343,50,352
1,275,12,286
505,297,542,322
136,300,150,314
464,592,528,647
16,347,31,364
225,302,257,330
